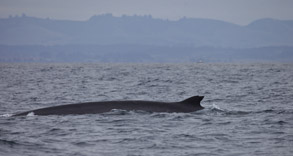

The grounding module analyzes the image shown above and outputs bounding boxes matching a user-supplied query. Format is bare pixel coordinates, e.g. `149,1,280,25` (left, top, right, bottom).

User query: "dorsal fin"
180,96,204,107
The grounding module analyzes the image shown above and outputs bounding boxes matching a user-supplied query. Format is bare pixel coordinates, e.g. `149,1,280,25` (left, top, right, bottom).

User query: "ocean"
0,63,292,156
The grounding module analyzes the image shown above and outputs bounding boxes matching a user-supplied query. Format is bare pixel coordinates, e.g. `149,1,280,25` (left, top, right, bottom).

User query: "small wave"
0,139,19,146
201,103,227,114
0,114,13,117
224,110,251,115
252,109,293,115
150,112,172,118
27,112,35,116
201,104,251,116
211,103,225,112
103,109,132,115
201,107,293,116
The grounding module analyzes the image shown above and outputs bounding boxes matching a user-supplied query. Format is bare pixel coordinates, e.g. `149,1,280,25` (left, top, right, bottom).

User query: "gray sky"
1,0,293,25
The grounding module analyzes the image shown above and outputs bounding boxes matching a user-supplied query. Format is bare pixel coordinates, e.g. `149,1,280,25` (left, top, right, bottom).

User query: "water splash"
211,103,225,111
27,112,35,117
0,114,13,117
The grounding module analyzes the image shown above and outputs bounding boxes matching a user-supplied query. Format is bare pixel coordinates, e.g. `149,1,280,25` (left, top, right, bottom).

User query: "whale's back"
14,96,204,116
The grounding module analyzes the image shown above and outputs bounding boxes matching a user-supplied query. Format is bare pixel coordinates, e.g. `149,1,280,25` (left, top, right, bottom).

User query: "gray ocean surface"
0,63,293,156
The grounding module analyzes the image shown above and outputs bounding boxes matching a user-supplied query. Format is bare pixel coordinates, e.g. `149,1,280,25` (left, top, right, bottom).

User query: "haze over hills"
1,14,293,47
0,14,293,62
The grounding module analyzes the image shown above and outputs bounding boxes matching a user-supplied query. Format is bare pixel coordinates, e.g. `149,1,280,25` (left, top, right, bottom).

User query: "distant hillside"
1,14,293,48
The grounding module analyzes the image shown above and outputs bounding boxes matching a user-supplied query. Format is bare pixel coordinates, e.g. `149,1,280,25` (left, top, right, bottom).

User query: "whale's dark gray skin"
14,96,204,116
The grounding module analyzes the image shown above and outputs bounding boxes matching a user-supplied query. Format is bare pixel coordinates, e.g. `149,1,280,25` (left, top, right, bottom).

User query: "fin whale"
14,96,204,116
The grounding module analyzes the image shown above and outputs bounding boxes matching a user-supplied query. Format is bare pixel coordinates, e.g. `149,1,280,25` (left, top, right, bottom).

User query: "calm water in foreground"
0,63,293,156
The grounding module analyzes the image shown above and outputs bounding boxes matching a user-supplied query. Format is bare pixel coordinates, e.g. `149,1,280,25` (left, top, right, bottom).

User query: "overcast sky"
1,0,293,25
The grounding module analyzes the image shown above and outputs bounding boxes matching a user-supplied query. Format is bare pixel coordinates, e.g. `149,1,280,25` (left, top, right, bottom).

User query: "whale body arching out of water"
14,96,204,116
